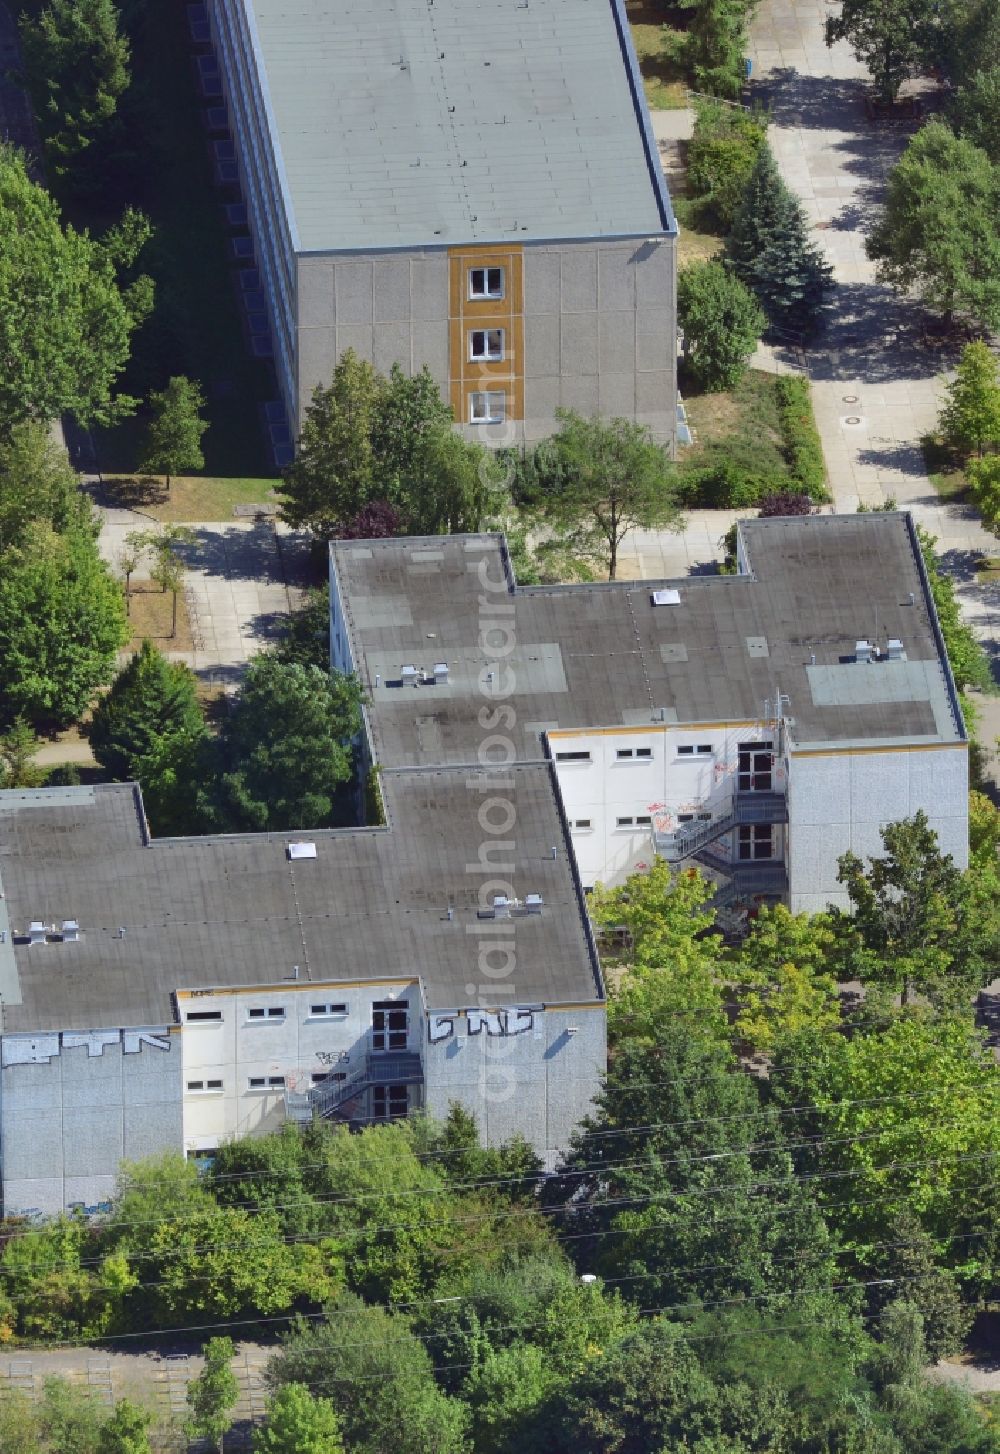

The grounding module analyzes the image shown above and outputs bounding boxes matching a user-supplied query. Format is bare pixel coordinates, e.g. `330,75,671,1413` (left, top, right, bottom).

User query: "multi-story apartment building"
206,0,678,446
0,512,968,1214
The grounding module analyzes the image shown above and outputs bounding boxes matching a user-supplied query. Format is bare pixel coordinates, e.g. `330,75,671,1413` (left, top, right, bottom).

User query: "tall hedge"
775,375,828,499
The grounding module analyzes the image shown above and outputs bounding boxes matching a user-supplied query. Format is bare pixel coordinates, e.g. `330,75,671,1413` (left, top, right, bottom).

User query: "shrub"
687,98,769,230
758,491,816,516
678,262,765,392
774,375,828,497
682,454,787,508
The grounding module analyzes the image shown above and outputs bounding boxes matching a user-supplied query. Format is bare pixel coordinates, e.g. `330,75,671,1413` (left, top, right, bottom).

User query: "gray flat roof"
246,0,673,252
332,514,965,767
0,768,600,1032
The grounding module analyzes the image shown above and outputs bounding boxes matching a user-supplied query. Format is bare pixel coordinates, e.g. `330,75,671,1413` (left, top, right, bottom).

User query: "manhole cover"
842,394,859,403
845,415,862,425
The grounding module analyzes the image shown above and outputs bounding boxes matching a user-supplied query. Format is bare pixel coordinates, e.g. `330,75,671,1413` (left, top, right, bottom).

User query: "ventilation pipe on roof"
855,640,872,663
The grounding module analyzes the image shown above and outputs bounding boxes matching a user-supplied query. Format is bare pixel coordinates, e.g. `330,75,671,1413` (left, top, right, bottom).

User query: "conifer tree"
87,639,205,780
726,142,834,336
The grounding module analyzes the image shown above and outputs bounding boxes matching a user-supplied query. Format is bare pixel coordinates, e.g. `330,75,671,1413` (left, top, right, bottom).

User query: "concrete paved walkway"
746,0,1000,677
98,510,311,681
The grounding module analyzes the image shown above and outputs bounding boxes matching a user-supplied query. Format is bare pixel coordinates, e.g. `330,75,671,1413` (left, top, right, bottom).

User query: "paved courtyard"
98,507,311,680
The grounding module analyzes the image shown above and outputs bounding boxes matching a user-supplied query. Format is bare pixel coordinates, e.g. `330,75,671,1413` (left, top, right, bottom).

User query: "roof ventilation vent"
493,895,511,919
60,919,80,943
651,588,681,607
288,842,317,861
433,661,449,683
524,893,543,913
886,638,904,662
28,920,47,946
401,663,419,686
855,639,872,664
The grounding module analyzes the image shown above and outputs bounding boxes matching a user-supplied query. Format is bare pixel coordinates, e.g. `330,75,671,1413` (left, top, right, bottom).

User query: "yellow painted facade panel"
448,245,524,424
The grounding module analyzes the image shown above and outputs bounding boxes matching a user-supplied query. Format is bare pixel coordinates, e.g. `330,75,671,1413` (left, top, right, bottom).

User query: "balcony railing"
285,1051,424,1126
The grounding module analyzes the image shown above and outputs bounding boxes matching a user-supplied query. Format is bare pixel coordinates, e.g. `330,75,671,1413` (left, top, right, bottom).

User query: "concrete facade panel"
413,319,449,388
599,373,637,417
637,309,674,373
635,240,674,306
374,321,414,376
297,325,337,405
411,256,450,321
599,312,636,376
560,311,598,373
297,259,335,326
560,249,598,312
62,1108,123,1176
598,248,636,311
634,369,671,420
335,260,374,324
373,258,412,323
523,249,561,314
336,325,375,364
849,752,911,827
524,313,561,378
560,374,600,415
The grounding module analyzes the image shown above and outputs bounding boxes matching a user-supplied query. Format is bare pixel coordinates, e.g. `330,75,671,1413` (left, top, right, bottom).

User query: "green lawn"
626,1,690,110
100,473,281,522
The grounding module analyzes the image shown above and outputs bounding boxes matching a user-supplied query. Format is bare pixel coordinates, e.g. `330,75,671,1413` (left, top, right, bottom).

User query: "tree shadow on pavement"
753,69,864,130
804,284,961,382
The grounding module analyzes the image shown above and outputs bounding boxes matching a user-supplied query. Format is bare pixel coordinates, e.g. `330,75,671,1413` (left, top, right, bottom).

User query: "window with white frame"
677,744,714,757
309,1002,348,1018
246,1006,285,1021
616,816,635,827
469,265,504,299
469,390,506,425
470,328,504,361
185,1010,222,1022
555,750,590,762
636,815,652,826
248,1075,286,1090
573,818,592,830
186,1079,223,1093
616,746,653,760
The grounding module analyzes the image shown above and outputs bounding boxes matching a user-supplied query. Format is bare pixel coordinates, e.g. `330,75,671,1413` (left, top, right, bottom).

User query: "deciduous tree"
218,657,362,831
253,1384,343,1454
268,1295,471,1454
835,811,1000,1007
824,0,936,103
529,411,682,580
938,340,1000,457
0,718,43,788
968,454,1000,532
866,123,1000,329
678,261,766,392
138,376,208,490
96,1400,152,1454
186,1338,239,1453
0,147,151,436
951,65,1000,160
0,522,127,725
0,421,88,551
88,640,204,779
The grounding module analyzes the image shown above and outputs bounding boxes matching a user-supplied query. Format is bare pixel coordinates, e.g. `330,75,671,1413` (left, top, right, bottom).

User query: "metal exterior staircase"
654,789,787,863
285,1051,424,1126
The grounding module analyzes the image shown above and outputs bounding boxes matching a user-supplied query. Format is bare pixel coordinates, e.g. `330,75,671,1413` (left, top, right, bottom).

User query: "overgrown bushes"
686,97,769,230
775,375,828,497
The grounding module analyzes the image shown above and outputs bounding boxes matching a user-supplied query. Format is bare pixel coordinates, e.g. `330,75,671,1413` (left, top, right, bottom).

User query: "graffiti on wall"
428,1005,540,1044
1,1028,172,1067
